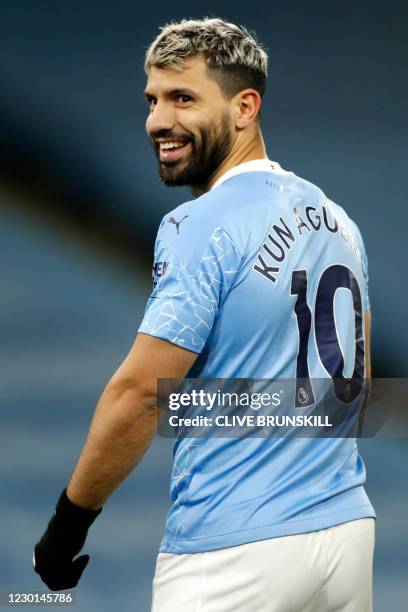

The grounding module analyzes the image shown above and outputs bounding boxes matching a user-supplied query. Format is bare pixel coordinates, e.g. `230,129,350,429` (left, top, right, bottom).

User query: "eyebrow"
144,87,198,100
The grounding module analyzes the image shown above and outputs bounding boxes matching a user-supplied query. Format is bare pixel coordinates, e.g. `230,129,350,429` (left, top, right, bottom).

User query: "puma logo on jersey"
167,215,189,234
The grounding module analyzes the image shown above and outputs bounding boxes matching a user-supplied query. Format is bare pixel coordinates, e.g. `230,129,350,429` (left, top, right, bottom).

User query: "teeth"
160,142,186,151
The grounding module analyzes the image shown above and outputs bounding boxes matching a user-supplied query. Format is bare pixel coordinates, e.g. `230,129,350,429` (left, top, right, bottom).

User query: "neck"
189,129,267,197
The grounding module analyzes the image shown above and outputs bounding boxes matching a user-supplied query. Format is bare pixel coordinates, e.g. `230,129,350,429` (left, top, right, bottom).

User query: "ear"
233,89,262,129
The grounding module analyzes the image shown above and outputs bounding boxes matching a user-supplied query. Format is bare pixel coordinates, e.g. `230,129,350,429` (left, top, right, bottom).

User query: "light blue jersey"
138,159,375,554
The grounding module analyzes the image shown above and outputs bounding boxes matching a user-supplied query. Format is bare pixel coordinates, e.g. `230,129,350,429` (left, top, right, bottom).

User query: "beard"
153,112,233,188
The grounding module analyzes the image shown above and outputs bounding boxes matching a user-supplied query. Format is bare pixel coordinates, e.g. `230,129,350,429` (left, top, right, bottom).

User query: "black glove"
33,488,102,591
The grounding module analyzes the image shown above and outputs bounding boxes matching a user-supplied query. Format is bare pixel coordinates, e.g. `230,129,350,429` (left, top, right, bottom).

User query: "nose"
146,101,176,137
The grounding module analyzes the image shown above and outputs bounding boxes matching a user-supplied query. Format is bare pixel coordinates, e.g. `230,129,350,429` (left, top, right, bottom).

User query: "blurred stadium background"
1,1,407,610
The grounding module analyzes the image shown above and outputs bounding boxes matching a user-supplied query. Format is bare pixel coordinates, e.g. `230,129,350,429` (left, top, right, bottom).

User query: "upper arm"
118,215,240,398
109,332,198,400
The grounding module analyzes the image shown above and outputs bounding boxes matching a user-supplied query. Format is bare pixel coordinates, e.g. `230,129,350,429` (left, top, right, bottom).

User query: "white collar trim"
211,158,288,190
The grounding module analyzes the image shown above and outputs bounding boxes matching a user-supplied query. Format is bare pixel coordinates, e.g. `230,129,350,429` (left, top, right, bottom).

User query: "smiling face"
145,55,235,190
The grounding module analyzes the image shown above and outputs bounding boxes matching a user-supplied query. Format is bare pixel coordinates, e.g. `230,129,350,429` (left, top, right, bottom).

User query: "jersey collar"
211,158,288,191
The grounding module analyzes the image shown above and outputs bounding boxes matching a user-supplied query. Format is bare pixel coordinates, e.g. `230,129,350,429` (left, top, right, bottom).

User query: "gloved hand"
33,488,102,591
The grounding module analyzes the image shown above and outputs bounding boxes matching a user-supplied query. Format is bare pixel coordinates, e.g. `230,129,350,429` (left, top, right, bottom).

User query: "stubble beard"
156,112,233,188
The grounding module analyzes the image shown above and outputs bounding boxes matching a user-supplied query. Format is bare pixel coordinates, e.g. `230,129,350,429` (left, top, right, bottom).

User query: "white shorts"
150,518,375,612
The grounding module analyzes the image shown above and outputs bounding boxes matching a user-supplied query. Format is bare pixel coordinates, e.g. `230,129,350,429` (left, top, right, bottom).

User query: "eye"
178,94,191,104
146,97,157,110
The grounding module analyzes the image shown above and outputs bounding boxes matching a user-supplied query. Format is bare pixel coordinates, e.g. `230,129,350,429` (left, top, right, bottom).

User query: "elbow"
104,371,157,412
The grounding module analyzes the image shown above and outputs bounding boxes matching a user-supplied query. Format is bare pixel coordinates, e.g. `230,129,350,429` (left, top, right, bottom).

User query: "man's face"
145,55,234,188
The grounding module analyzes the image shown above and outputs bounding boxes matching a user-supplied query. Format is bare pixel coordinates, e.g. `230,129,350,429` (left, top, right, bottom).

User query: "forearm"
66,379,157,510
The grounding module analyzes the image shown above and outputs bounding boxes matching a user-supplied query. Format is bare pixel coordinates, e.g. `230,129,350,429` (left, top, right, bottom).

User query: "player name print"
253,202,364,284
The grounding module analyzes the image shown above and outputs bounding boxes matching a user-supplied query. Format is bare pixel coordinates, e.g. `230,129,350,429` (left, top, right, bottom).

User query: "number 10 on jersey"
291,265,365,408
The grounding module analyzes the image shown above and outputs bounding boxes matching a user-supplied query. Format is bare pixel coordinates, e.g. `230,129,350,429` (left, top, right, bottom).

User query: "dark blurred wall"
1,0,407,371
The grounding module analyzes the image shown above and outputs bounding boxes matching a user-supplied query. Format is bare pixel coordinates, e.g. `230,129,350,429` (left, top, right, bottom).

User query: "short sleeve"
138,226,242,352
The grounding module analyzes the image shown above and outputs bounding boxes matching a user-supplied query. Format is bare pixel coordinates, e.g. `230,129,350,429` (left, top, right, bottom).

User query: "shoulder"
321,194,366,254
283,168,329,202
157,169,289,245
155,192,241,272
291,170,366,238
288,169,368,261
157,188,241,256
